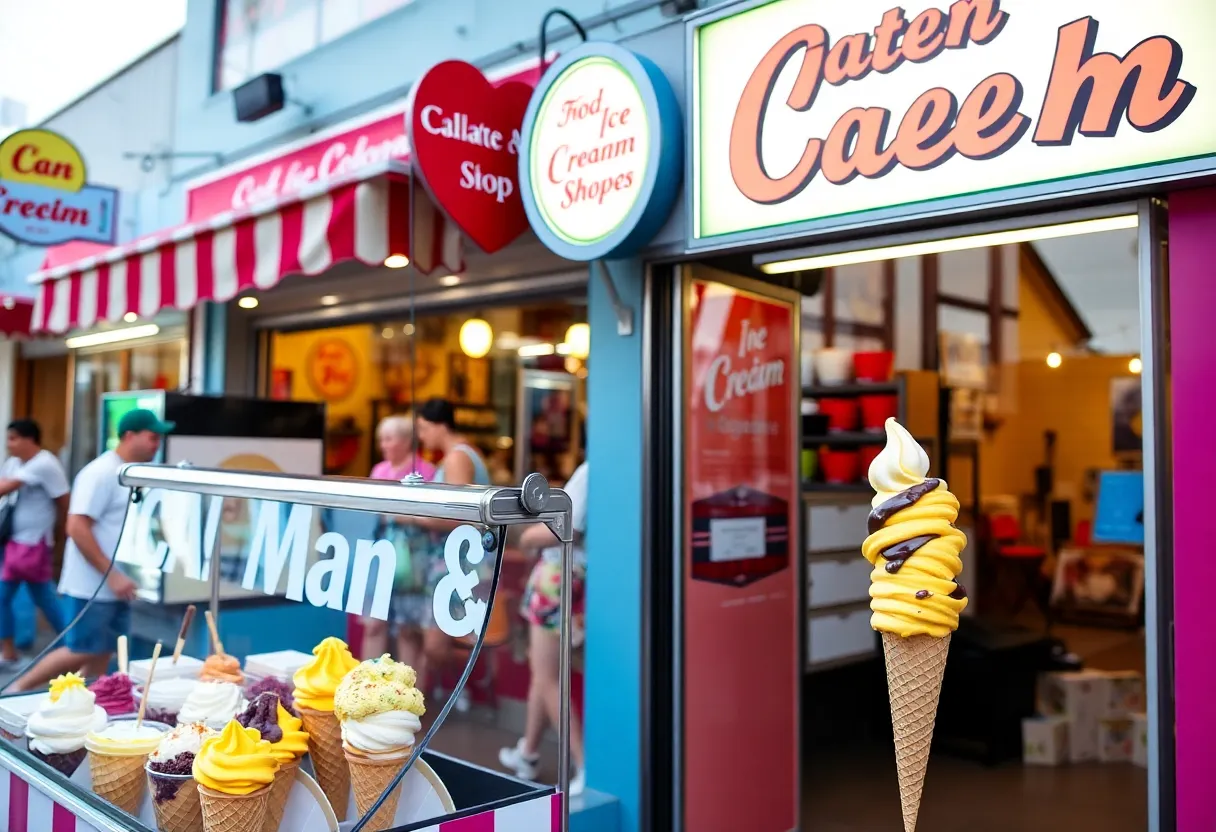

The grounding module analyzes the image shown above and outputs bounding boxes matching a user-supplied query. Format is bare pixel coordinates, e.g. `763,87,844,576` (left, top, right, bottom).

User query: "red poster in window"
684,275,800,832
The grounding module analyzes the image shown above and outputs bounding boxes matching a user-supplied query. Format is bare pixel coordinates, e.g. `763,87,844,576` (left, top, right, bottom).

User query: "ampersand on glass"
433,524,488,638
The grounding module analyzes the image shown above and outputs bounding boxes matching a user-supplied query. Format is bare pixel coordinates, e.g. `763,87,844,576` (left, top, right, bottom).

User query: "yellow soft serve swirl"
191,721,279,795
863,418,969,639
48,672,86,702
270,703,310,763
292,637,359,712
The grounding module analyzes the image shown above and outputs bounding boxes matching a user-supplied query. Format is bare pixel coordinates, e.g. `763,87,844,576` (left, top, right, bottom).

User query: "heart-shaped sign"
410,61,534,254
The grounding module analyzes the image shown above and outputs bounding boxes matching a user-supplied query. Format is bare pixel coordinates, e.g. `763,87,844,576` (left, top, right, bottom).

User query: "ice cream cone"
30,747,87,777
197,783,270,832
147,769,204,832
262,758,300,832
297,706,348,820
882,632,951,832
89,750,149,815
344,749,407,832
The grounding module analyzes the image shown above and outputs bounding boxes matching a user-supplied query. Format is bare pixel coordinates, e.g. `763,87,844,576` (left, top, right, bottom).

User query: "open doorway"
792,209,1158,830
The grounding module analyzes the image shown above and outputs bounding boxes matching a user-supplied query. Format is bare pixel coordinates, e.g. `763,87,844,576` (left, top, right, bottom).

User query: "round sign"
519,43,682,261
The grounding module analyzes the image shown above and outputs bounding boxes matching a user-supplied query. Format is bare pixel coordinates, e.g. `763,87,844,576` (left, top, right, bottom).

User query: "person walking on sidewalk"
0,419,70,668
10,409,173,692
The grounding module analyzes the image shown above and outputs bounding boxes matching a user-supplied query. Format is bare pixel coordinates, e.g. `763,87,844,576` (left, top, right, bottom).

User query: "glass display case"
0,462,575,832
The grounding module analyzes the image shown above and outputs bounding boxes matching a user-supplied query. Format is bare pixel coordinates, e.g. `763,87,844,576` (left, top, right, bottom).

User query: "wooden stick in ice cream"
204,609,225,657
117,635,128,676
135,642,162,730
172,605,196,665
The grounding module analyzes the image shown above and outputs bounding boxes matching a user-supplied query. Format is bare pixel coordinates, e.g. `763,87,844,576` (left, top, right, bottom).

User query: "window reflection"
216,0,419,91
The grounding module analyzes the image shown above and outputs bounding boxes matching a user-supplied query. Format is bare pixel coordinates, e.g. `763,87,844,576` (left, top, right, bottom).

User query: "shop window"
262,301,587,487
215,0,419,91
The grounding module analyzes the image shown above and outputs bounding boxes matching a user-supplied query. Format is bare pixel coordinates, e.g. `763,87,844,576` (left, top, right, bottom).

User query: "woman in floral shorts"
499,461,587,795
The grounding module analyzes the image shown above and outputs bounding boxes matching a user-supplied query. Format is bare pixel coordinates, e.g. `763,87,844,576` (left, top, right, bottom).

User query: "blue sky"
0,0,186,124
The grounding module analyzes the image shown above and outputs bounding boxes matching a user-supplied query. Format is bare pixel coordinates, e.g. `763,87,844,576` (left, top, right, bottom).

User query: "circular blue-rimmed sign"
518,42,682,262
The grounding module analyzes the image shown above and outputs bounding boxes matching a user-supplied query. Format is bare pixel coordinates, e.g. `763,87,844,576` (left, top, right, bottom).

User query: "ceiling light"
237,296,259,309
320,295,339,306
757,215,1139,274
459,318,493,358
1129,356,1143,374
384,254,410,269
402,323,415,336
564,322,590,359
65,324,160,349
382,327,395,339
439,274,461,287
518,343,556,357
123,312,139,323
1046,351,1063,369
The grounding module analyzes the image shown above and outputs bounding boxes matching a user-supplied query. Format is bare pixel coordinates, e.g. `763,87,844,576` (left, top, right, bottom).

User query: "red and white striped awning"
29,162,463,334
0,296,34,338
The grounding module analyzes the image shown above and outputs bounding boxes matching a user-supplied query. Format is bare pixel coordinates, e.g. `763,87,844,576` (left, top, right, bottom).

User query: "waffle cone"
882,632,951,832
297,707,349,821
197,784,270,832
262,758,300,832
89,751,149,815
344,749,407,832
148,772,203,832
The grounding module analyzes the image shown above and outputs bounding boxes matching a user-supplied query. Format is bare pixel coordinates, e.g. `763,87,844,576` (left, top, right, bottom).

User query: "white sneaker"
455,690,471,713
569,767,586,797
498,739,540,780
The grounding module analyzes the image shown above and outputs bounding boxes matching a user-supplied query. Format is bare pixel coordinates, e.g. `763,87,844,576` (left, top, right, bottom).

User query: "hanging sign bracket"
594,259,634,336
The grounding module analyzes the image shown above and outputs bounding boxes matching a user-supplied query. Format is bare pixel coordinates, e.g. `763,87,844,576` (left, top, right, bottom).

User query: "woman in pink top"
363,414,437,665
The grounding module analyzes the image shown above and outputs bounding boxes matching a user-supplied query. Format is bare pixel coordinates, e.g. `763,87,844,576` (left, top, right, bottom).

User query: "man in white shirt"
11,409,173,692
0,419,71,667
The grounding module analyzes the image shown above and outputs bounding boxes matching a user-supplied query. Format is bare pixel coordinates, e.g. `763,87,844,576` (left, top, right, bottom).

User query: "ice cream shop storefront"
560,1,1216,831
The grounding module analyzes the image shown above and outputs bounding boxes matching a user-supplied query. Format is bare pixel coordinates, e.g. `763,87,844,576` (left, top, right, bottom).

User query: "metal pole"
558,536,573,831
207,496,222,627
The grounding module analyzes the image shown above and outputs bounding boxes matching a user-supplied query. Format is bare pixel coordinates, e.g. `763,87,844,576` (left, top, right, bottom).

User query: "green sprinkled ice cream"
334,655,425,760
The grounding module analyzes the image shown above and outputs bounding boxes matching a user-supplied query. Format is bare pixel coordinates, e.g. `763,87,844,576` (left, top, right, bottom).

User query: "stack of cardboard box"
1022,670,1146,766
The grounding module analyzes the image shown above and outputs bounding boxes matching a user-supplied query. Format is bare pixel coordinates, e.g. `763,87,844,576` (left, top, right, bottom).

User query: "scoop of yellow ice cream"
48,672,87,702
334,655,425,722
270,702,309,764
863,419,969,638
191,720,279,795
292,637,359,712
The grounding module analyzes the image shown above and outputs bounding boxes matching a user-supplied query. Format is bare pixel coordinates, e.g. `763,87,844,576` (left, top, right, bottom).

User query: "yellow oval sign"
0,129,87,192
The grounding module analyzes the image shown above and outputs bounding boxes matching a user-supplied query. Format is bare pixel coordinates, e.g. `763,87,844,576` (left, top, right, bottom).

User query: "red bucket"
859,395,899,431
858,444,883,478
854,351,894,383
817,398,859,433
820,449,861,484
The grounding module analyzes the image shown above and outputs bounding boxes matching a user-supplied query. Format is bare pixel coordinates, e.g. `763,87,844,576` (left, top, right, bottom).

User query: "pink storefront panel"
1168,186,1216,832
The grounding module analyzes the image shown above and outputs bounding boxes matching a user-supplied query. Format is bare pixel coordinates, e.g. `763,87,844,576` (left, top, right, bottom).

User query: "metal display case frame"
0,464,575,832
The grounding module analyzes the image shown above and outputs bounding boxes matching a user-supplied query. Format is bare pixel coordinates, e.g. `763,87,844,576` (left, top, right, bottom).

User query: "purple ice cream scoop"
235,692,284,743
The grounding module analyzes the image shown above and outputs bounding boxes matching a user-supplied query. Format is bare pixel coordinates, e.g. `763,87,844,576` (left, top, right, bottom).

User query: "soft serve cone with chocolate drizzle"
863,418,968,832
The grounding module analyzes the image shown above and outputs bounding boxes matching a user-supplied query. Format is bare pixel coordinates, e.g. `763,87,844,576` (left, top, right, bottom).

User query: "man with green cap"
10,409,173,692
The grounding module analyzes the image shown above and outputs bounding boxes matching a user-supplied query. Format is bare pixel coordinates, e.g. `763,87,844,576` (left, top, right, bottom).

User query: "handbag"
0,489,16,553
377,517,422,593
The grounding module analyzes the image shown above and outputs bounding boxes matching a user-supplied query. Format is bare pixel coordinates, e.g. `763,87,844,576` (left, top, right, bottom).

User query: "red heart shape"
410,61,534,255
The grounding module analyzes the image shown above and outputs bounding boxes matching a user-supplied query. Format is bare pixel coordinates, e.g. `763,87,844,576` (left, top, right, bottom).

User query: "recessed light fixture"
1129,356,1143,374
757,214,1140,274
402,323,415,336
123,312,139,323
320,295,339,306
382,327,395,339
65,324,160,349
384,254,410,269
1046,351,1063,369
439,274,461,287
237,296,259,309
